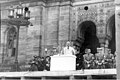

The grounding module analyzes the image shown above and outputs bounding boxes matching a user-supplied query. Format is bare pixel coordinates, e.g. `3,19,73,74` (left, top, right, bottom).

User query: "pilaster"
115,0,120,79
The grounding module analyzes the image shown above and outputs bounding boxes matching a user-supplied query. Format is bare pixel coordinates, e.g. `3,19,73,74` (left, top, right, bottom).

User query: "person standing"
61,41,76,55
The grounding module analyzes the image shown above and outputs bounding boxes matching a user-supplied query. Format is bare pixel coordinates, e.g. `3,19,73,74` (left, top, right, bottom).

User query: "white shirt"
62,46,75,55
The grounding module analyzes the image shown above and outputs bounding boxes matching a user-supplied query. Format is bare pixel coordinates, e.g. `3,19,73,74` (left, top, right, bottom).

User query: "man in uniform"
76,49,84,70
104,49,114,68
95,48,105,69
113,52,116,68
83,48,94,69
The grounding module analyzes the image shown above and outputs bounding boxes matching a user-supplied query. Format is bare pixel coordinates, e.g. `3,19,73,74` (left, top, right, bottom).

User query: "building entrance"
77,21,100,54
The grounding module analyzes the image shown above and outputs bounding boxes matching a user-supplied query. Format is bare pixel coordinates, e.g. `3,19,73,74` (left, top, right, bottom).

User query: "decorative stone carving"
77,4,98,25
7,27,16,49
77,11,97,25
106,9,115,23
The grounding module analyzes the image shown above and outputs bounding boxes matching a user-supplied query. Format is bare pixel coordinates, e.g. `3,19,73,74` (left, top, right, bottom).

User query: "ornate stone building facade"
0,0,115,71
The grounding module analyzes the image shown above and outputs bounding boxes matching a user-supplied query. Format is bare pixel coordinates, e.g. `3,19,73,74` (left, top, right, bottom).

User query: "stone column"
115,0,120,79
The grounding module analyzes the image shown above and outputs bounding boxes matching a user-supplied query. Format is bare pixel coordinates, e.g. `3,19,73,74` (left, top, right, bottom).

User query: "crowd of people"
81,48,116,69
29,56,50,71
29,41,116,71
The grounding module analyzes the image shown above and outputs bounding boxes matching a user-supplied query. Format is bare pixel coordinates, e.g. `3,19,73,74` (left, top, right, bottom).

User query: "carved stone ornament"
77,6,97,25
7,27,16,49
2,18,30,26
77,11,98,27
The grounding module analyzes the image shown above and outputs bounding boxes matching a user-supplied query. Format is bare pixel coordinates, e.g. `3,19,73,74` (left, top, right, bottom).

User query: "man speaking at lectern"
50,41,76,71
61,41,76,55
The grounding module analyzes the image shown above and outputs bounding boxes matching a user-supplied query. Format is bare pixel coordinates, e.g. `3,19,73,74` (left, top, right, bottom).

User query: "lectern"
50,55,76,71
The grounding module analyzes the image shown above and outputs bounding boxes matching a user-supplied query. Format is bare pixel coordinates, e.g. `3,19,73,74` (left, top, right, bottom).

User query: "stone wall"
46,6,58,48
24,6,41,61
0,8,9,64
59,5,71,45
0,1,45,71
44,1,72,56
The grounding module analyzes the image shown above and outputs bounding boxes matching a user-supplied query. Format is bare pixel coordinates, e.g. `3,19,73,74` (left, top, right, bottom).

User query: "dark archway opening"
75,21,100,70
108,15,116,54
79,21,100,54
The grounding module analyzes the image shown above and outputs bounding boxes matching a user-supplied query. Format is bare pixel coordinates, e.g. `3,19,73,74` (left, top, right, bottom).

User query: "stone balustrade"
0,69,116,80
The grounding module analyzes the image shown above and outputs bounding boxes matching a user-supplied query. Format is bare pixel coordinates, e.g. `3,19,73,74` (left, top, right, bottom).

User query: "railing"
0,69,116,80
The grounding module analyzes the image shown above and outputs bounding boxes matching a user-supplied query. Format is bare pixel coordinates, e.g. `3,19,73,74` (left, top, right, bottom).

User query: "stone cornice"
46,1,73,7
115,0,120,5
73,0,114,6
46,0,73,3
115,3,120,6
0,0,73,10
0,0,46,10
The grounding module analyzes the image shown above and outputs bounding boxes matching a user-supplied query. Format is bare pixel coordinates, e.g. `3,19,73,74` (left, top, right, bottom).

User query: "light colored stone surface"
115,0,120,4
59,6,70,41
46,6,58,46
0,69,116,77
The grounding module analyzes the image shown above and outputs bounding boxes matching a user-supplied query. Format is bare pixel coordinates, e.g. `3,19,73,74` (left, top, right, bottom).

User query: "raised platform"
0,69,116,80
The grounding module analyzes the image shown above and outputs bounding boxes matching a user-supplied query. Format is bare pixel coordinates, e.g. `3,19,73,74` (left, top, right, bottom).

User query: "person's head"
97,48,102,53
53,47,57,52
108,49,111,54
66,41,71,47
85,48,91,54
33,55,37,59
38,57,41,61
45,48,47,52
85,48,90,53
45,56,50,62
87,49,91,53
73,45,76,49
41,57,44,61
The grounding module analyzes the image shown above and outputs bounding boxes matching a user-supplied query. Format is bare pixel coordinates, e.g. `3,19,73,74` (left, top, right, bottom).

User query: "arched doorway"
77,21,100,54
107,15,115,54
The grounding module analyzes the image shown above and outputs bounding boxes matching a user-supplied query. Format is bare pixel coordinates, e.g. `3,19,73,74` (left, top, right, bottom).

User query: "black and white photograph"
0,0,119,79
